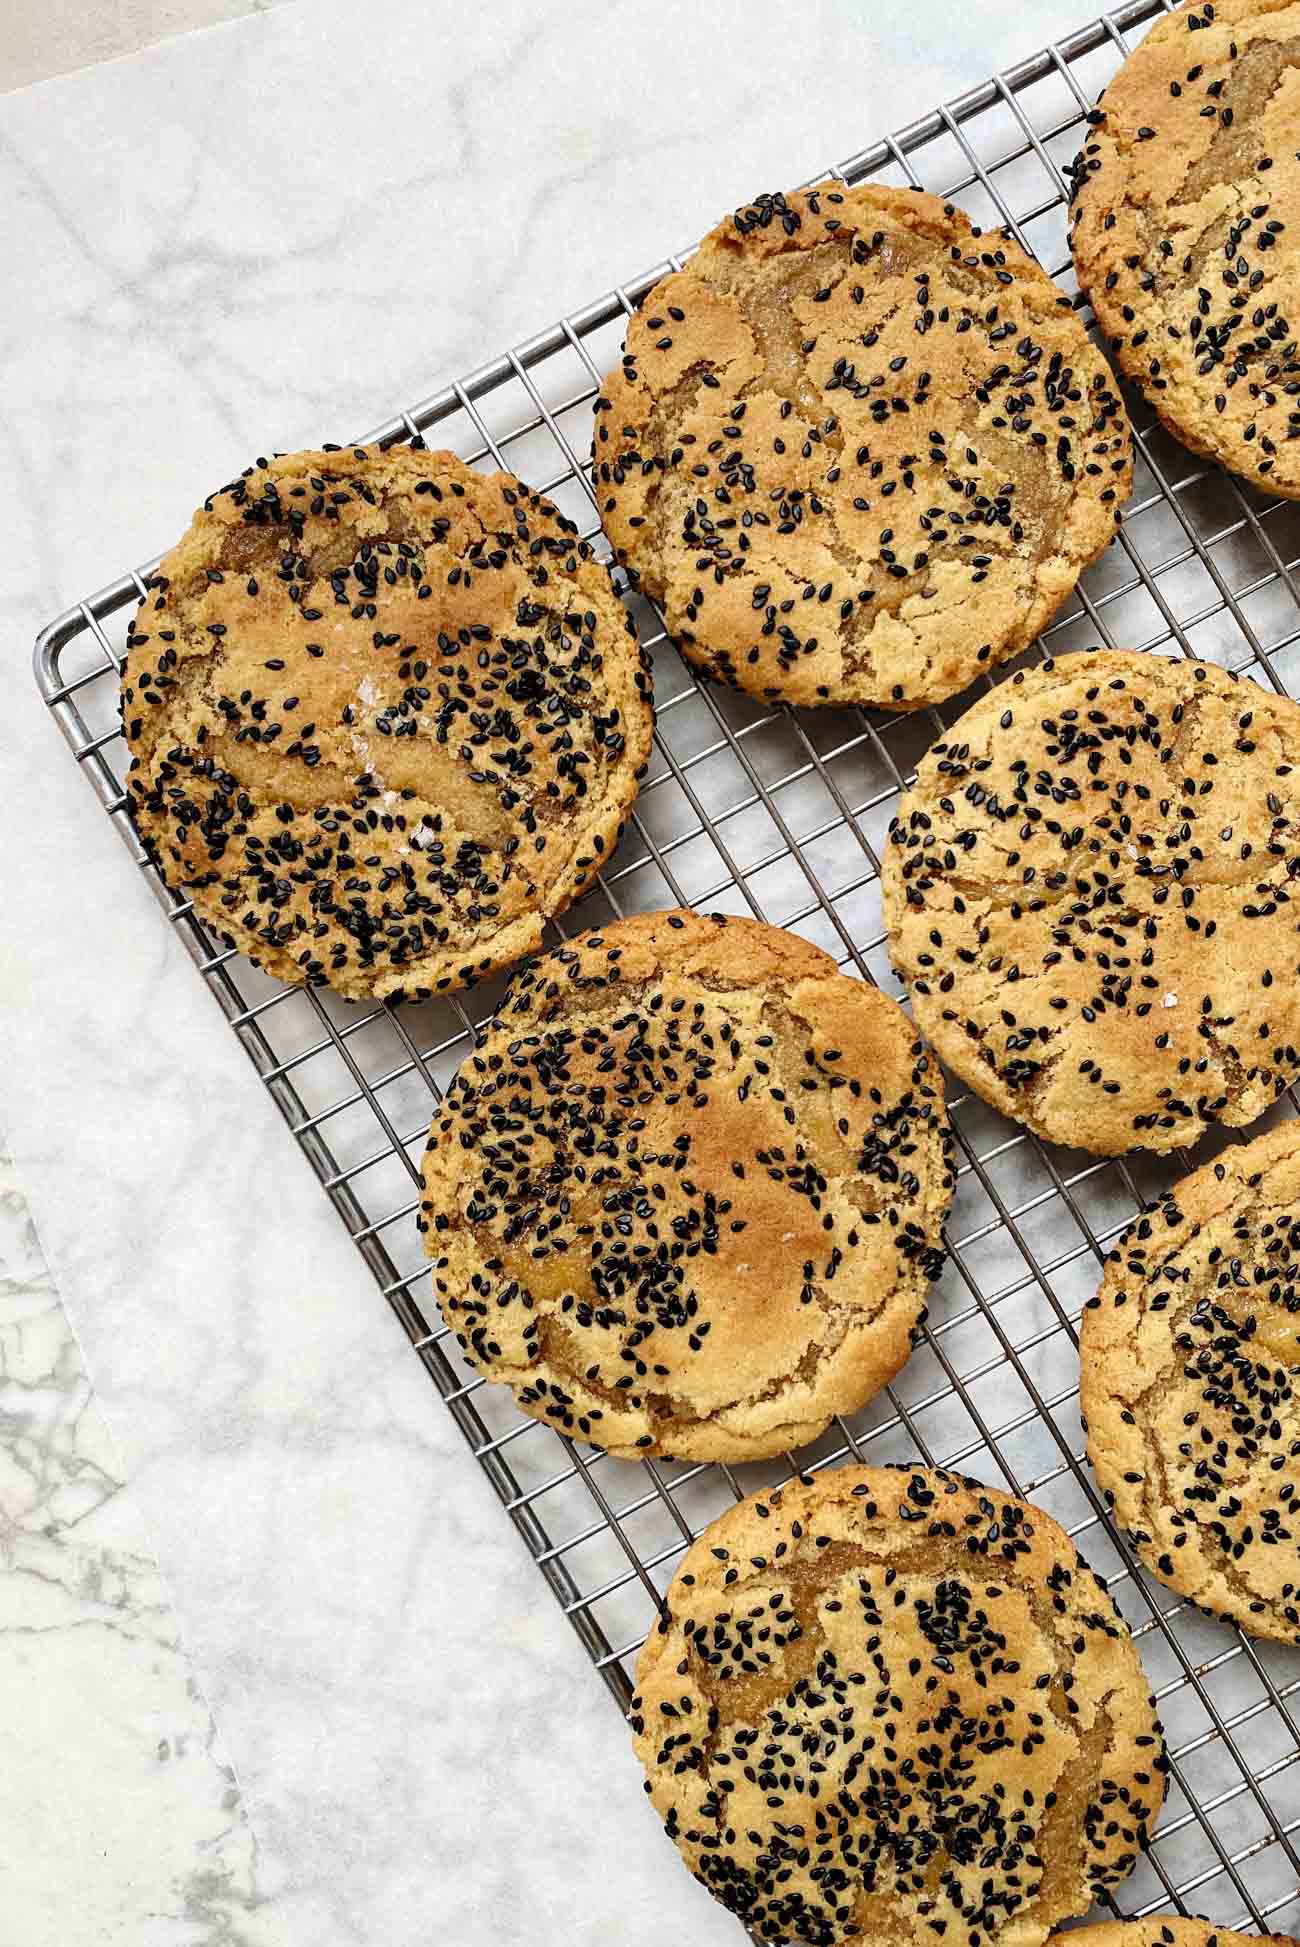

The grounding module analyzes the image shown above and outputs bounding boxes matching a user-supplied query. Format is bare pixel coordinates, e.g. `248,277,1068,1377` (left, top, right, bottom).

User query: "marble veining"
0,1143,283,1944
0,1,1112,1939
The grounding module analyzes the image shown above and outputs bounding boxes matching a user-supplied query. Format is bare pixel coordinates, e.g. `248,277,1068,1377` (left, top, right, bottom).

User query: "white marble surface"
0,0,291,94
0,1143,280,1943
0,2,1125,1940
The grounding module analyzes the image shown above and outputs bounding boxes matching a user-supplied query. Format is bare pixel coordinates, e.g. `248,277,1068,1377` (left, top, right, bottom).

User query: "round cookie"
1070,0,1300,498
1054,1924,1292,1947
1083,1119,1300,1642
594,179,1131,711
631,1464,1167,1947
122,445,653,1001
882,648,1300,1156
419,910,954,1461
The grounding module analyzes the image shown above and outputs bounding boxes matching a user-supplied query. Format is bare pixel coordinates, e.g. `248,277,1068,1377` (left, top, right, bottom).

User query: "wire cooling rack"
33,0,1300,1935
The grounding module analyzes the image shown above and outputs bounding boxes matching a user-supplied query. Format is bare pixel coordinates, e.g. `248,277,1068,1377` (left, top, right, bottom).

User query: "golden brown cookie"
882,648,1300,1155
122,446,653,1001
1083,1119,1300,1642
631,1464,1167,1947
419,911,953,1461
1070,0,1300,497
1054,1923,1292,1947
594,180,1131,711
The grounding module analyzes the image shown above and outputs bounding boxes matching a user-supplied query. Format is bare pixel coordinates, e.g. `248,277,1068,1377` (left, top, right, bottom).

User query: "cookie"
1055,1923,1291,1947
1083,1119,1300,1642
631,1464,1167,1947
593,180,1131,711
419,910,953,1462
882,648,1300,1155
1070,0,1300,498
122,445,654,1001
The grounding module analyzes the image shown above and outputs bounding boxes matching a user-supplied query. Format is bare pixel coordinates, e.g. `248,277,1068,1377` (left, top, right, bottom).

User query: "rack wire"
33,0,1300,1935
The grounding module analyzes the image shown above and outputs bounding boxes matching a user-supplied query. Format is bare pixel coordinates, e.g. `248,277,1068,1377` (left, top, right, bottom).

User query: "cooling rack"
33,0,1300,1934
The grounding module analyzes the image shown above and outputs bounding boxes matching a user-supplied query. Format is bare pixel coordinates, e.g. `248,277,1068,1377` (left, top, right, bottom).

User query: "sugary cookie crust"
1070,0,1300,497
1056,1922,1293,1947
632,1464,1167,1947
595,179,1131,710
1083,1119,1300,1641
122,445,654,1001
419,911,954,1461
883,648,1300,1155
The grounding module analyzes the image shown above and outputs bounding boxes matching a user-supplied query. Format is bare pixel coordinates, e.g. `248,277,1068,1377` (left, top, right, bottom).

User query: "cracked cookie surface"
122,445,653,1001
1071,0,1300,498
632,1464,1166,1947
1083,1119,1300,1642
1057,1924,1291,1947
594,180,1131,711
419,911,954,1461
1066,1915,1292,1947
882,649,1300,1156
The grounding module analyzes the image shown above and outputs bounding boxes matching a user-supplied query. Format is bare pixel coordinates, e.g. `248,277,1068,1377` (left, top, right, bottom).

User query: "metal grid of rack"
33,1,1300,1934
